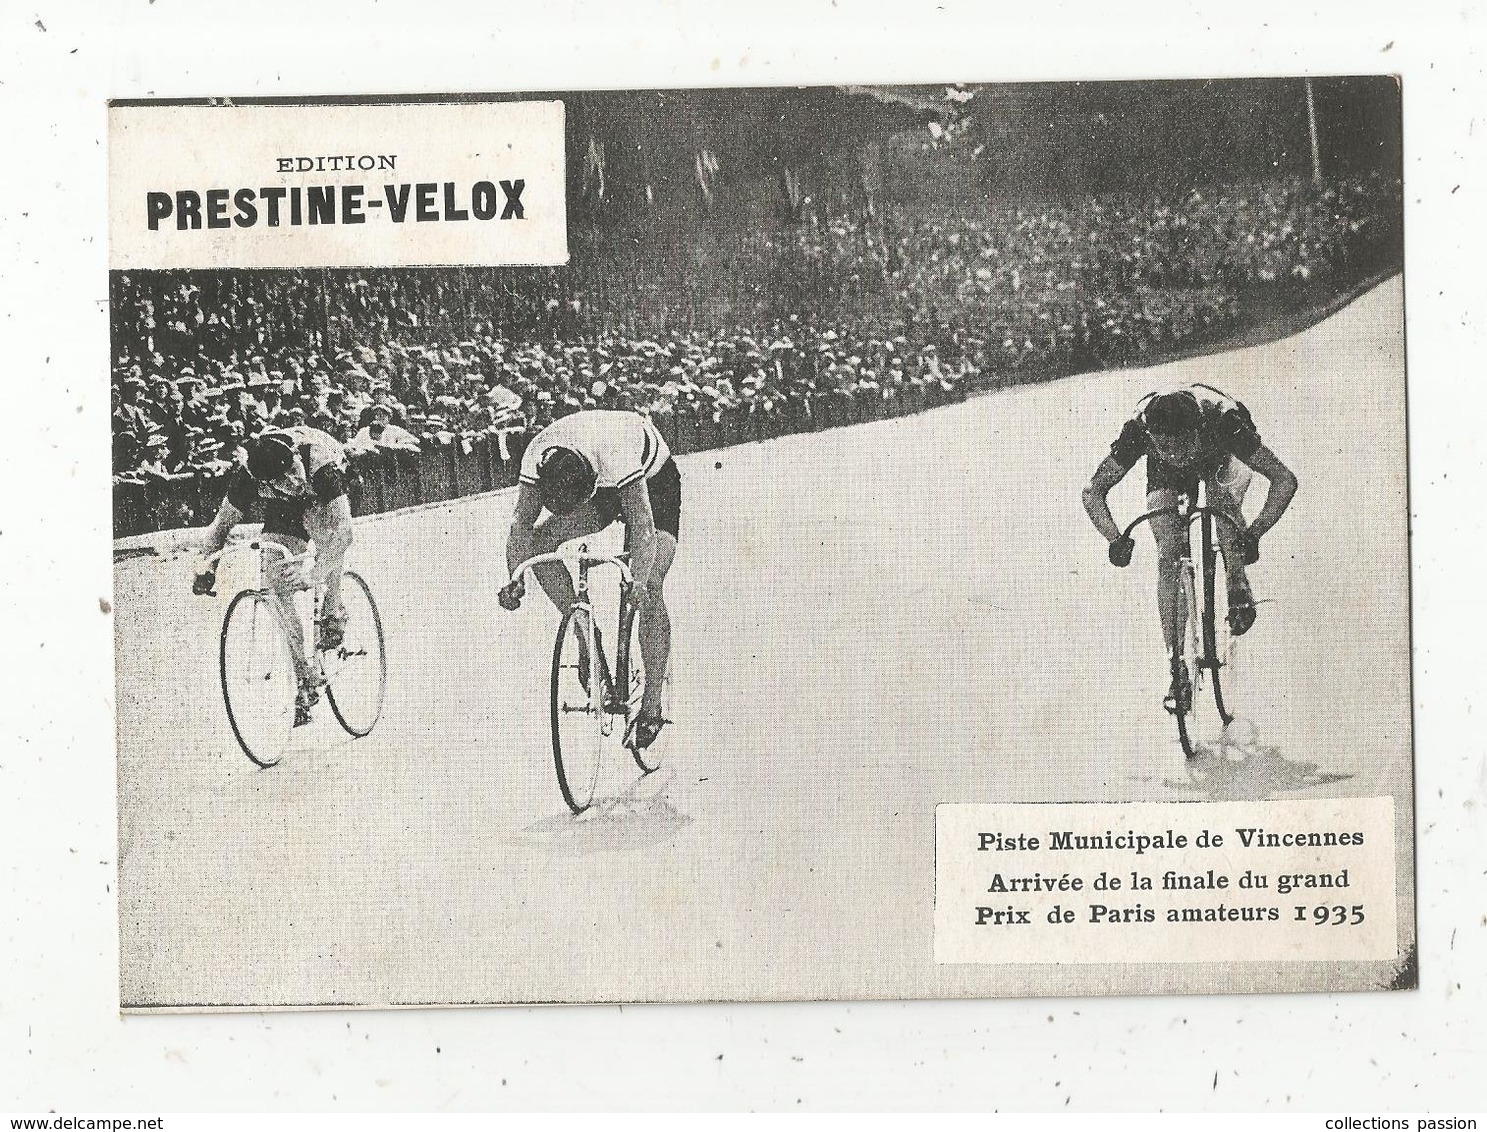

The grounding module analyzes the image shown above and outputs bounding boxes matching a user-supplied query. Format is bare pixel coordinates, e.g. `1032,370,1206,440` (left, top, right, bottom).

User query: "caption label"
109,101,568,269
935,797,1396,964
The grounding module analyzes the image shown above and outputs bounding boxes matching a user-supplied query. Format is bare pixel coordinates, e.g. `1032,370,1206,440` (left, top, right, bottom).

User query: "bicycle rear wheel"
324,570,387,738
551,605,605,814
220,590,296,768
622,610,672,774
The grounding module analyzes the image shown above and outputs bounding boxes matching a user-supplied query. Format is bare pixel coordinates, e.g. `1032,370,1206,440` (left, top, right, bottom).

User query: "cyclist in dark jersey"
1082,384,1298,705
193,426,355,726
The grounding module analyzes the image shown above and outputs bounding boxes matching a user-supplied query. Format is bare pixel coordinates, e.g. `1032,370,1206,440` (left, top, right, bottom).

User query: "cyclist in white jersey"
500,410,681,750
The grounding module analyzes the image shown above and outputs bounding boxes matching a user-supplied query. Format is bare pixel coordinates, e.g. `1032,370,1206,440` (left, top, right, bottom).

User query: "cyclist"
1082,383,1297,707
193,426,355,727
500,409,680,750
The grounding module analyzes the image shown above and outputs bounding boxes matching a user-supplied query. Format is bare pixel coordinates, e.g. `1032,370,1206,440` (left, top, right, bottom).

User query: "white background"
1,0,1483,1113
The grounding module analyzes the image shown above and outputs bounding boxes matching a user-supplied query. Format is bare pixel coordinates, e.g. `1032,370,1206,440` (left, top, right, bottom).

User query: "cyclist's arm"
506,483,545,575
308,493,354,563
1082,454,1132,544
201,465,260,559
617,478,659,599
306,464,354,560
1236,443,1297,541
199,496,246,560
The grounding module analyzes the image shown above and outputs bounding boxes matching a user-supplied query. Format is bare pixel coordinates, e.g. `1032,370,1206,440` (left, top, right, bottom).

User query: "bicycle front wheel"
551,606,604,815
220,590,296,768
1172,566,1202,760
323,570,387,738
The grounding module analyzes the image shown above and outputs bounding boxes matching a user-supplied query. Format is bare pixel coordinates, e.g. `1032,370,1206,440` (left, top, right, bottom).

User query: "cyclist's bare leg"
306,504,348,635
265,534,314,685
636,532,677,717
321,571,345,626
1208,458,1254,597
1146,489,1186,658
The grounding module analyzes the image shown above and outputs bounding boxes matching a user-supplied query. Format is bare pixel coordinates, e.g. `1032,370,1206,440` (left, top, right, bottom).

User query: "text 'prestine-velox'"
144,181,528,231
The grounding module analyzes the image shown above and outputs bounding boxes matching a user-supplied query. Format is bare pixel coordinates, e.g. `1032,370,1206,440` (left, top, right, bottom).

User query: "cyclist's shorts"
1145,457,1251,515
261,499,312,542
594,457,681,545
1146,452,1250,500
1212,455,1253,504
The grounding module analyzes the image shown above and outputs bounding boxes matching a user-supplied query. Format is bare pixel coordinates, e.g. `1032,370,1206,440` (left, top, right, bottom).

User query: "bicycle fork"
1167,516,1236,724
563,560,619,731
1163,563,1200,716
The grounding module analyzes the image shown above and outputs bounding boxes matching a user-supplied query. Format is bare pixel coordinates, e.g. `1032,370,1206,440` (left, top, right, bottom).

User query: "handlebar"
1120,505,1246,542
202,538,316,571
509,549,633,587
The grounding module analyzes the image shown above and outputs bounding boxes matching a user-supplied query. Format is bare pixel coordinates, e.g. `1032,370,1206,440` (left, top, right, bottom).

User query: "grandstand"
110,80,1403,538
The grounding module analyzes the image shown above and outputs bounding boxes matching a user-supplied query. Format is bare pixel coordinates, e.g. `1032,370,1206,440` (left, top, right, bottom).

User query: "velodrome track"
114,276,1412,1007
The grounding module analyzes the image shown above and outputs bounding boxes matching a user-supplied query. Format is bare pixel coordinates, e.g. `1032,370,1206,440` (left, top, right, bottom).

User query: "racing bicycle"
1118,485,1248,759
508,546,672,815
210,538,387,768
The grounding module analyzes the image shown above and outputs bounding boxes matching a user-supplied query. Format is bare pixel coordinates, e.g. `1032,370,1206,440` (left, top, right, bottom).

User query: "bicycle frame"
207,537,326,669
212,536,386,764
1121,486,1246,723
206,537,317,594
511,546,638,721
511,544,665,812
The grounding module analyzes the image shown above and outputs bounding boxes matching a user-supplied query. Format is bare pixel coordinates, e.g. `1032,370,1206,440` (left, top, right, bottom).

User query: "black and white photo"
108,79,1412,1009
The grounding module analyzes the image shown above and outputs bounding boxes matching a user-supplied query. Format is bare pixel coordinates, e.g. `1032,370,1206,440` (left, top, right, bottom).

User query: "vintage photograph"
110,79,1411,1008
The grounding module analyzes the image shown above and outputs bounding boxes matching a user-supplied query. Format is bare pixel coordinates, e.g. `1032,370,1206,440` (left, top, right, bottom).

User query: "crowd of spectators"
112,173,1401,487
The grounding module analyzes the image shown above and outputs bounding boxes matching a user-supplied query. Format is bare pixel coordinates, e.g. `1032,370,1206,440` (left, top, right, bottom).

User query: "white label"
935,798,1396,964
109,101,568,269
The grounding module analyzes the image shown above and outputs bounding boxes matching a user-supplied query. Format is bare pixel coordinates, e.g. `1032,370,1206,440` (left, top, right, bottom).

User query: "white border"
3,0,1482,1112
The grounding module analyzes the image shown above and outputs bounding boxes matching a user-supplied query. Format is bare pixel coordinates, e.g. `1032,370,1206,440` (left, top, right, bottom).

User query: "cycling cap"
535,445,597,513
1143,391,1202,436
246,432,296,480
